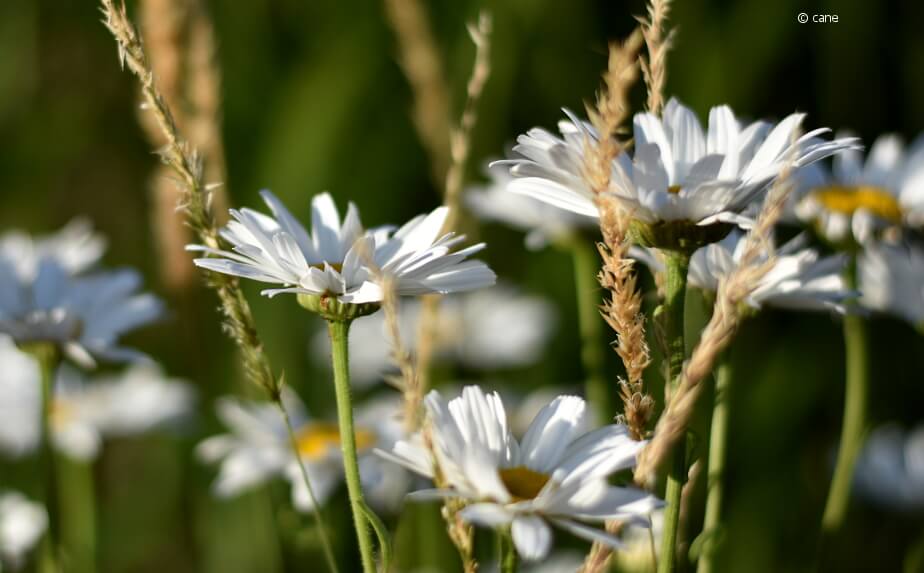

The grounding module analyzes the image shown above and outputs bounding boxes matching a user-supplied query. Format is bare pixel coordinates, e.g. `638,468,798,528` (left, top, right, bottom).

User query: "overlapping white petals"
190,191,495,303
496,99,858,229
466,163,597,250
0,343,194,462
378,386,660,561
0,219,106,280
795,132,924,243
859,242,924,327
0,257,163,368
196,390,409,513
633,230,851,312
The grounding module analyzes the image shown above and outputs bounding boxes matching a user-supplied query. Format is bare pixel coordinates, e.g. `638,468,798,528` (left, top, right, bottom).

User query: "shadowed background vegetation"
1,0,923,571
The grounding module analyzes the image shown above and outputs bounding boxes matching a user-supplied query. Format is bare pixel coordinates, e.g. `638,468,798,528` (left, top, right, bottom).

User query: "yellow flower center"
812,186,902,222
50,398,73,427
310,262,344,273
499,466,550,502
667,184,682,195
294,422,376,461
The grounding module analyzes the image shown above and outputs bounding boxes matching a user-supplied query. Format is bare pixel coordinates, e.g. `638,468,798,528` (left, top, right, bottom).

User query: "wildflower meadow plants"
1,0,923,572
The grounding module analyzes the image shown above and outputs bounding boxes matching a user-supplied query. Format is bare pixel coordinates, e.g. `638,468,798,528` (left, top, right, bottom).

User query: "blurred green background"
2,0,924,571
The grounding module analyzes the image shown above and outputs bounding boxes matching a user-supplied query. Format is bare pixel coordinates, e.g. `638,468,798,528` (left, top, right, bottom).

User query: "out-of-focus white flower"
0,340,194,461
0,258,163,368
0,492,47,571
0,219,106,280
859,242,924,327
497,99,857,237
189,191,496,305
378,386,660,561
795,133,924,244
311,285,557,387
633,230,851,313
466,164,597,250
196,390,409,513
853,424,924,511
611,509,663,572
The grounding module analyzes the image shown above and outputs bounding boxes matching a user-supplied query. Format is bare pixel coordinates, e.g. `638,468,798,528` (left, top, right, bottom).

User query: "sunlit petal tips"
497,99,859,235
188,191,496,305
378,385,661,561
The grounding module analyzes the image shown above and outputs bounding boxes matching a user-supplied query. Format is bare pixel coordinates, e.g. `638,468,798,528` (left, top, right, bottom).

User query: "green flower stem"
328,319,379,573
31,344,61,573
497,528,518,573
567,236,611,423
57,457,97,573
658,250,691,573
821,254,869,536
278,401,340,573
697,356,732,573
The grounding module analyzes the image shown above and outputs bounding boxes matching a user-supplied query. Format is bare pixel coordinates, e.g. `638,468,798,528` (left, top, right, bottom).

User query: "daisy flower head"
497,98,859,252
0,219,106,280
0,256,163,369
0,491,47,571
0,341,194,462
196,390,408,513
189,191,496,321
858,241,924,328
633,230,851,313
795,133,924,246
378,386,660,561
465,163,598,250
853,423,924,511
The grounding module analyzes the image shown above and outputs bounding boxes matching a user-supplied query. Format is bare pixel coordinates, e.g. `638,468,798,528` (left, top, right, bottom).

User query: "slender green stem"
697,356,732,573
278,401,340,573
57,457,97,573
497,528,518,573
568,237,610,424
658,250,690,573
32,344,61,573
328,319,379,573
820,254,869,537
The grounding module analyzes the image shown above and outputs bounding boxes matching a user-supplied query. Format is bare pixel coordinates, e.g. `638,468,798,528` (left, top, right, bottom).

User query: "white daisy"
858,241,924,327
377,386,660,561
466,163,597,250
189,191,496,308
0,492,47,572
311,285,557,387
196,390,409,513
795,133,924,244
0,340,194,461
496,99,857,248
0,257,163,368
0,218,106,280
853,424,924,511
633,230,851,312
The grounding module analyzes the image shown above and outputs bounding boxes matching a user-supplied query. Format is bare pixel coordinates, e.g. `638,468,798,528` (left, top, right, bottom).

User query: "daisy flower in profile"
0,219,106,279
196,390,408,513
189,191,495,319
795,133,924,245
853,423,924,511
0,258,163,368
466,163,597,250
633,230,851,313
378,386,660,561
0,491,47,571
0,339,194,461
496,99,858,250
312,284,556,387
858,241,924,328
